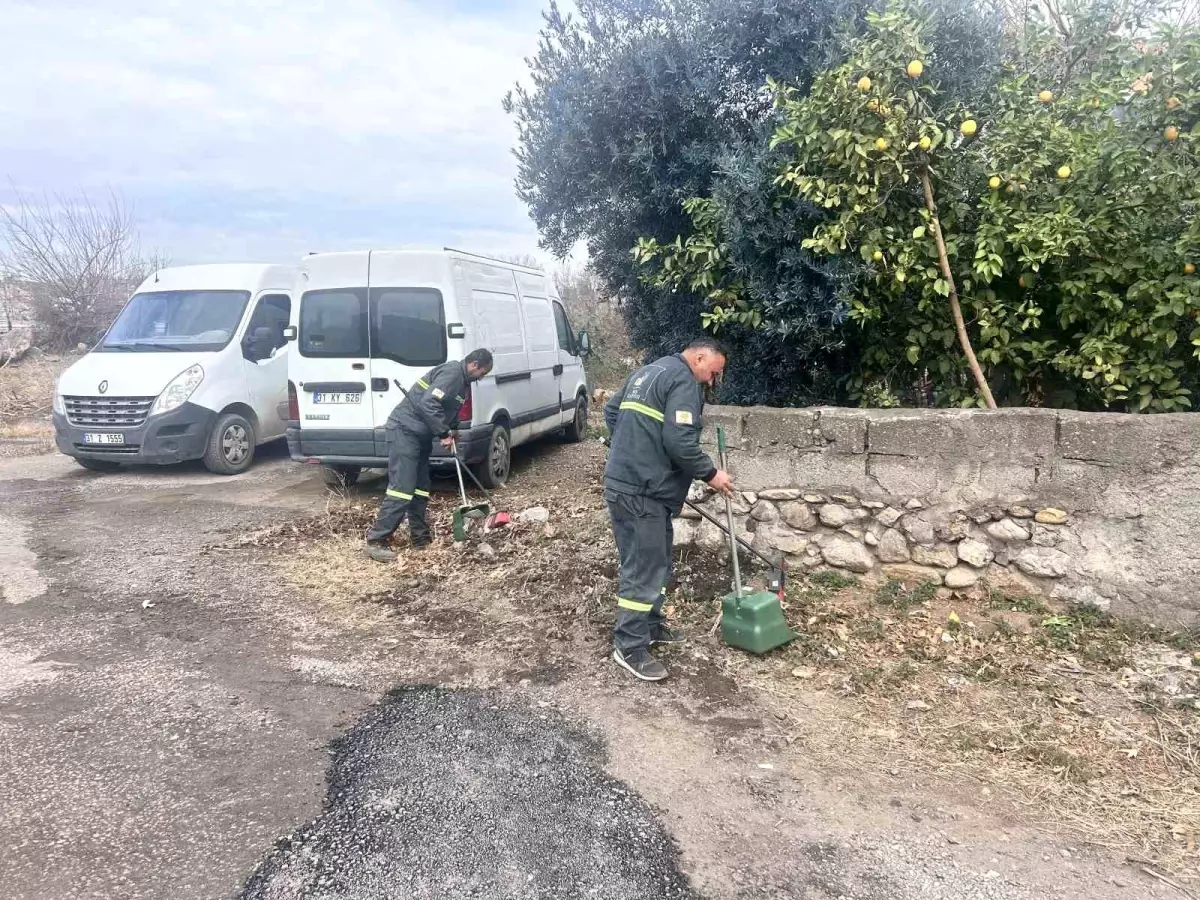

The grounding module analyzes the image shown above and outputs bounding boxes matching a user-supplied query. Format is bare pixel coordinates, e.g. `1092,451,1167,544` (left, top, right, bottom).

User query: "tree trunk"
919,167,997,409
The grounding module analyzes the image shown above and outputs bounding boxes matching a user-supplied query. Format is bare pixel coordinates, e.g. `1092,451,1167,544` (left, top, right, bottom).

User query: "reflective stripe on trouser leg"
366,427,423,543
606,490,672,655
408,443,433,543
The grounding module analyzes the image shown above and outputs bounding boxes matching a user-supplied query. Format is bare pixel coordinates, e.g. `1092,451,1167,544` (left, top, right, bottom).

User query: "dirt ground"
0,429,1195,899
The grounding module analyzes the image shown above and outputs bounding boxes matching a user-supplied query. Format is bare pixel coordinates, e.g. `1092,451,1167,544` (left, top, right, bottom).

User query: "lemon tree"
637,0,1200,411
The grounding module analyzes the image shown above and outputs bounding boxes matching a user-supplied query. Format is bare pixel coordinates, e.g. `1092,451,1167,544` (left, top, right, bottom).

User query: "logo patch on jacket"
675,410,694,425
431,387,445,399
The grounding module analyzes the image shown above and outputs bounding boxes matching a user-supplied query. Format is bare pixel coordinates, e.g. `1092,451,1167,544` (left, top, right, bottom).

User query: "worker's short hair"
465,348,494,370
685,337,728,358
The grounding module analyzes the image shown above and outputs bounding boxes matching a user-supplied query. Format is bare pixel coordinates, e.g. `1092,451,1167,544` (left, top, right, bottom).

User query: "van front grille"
64,396,155,427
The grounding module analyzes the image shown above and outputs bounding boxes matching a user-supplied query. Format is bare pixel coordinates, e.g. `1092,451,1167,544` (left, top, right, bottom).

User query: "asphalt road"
0,448,693,900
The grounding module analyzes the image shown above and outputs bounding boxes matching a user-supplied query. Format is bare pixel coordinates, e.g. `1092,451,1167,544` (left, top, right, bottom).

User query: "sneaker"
651,625,686,646
364,542,397,563
612,648,668,682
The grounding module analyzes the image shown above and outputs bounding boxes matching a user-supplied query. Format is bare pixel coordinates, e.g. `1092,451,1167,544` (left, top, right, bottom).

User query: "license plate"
312,392,362,405
83,432,125,445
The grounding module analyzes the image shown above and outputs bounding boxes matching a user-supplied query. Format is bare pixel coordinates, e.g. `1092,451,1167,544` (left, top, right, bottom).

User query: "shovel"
450,437,490,541
712,425,795,655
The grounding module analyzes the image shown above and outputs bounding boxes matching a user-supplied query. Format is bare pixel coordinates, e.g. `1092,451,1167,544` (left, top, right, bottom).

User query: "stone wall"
675,406,1200,626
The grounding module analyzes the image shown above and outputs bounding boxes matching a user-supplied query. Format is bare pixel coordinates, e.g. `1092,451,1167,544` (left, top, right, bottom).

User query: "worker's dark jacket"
603,354,717,513
387,361,469,438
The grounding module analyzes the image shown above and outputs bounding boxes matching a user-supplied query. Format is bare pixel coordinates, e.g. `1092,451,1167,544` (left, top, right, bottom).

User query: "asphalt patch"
239,686,697,899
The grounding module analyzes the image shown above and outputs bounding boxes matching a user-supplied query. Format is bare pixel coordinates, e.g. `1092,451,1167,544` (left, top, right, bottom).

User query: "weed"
987,590,1048,614
852,617,886,642
873,578,936,612
809,570,858,591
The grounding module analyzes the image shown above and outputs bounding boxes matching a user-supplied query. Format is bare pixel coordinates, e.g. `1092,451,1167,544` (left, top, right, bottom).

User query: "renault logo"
98,380,108,394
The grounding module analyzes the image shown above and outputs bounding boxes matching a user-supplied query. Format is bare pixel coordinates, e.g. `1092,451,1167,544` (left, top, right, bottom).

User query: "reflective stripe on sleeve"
617,597,655,613
414,489,431,498
619,401,664,423
416,379,430,389
386,489,413,500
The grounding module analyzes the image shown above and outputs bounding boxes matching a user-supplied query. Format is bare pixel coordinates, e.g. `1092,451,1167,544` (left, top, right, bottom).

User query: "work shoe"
364,541,397,563
612,648,668,682
651,625,686,646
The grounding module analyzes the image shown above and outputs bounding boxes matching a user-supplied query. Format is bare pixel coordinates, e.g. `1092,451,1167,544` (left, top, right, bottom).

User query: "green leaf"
913,226,926,239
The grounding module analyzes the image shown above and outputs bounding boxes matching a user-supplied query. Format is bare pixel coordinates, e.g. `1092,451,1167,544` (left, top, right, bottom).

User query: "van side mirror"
282,325,297,342
577,330,591,357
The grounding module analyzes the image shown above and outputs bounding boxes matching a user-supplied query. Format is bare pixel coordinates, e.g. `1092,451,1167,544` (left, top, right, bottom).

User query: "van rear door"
366,252,452,456
295,254,374,457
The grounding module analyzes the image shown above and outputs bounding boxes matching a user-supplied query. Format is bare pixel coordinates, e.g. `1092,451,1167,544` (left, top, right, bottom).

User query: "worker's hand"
707,469,735,496
440,436,455,450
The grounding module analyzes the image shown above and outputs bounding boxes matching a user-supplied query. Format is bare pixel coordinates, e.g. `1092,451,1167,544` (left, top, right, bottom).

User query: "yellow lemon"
872,250,883,262
1057,165,1071,179
1038,90,1053,103
858,76,872,93
960,119,978,137
1186,263,1197,276
1165,125,1180,142
906,60,924,79
918,136,931,150
875,137,889,151
988,176,1001,190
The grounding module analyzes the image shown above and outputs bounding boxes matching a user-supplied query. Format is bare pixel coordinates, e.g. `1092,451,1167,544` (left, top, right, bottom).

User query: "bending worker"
603,338,734,681
365,348,494,562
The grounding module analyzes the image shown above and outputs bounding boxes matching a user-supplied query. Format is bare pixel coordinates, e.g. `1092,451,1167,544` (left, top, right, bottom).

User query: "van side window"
552,301,576,355
370,287,445,367
246,294,291,355
300,289,368,357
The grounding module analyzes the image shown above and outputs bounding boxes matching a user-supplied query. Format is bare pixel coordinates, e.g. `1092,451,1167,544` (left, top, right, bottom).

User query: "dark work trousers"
366,426,432,545
605,488,674,654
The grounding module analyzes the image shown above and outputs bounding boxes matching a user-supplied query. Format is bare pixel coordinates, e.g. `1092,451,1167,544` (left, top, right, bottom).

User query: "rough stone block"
740,408,818,451
957,538,995,569
822,537,875,573
877,528,911,563
866,408,1056,464
814,407,869,454
945,566,981,589
780,501,817,531
882,563,945,585
1058,411,1200,470
912,543,957,569
987,519,1031,542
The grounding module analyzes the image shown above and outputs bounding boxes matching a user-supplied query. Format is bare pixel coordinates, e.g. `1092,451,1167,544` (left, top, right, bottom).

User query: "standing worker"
365,349,494,562
603,338,734,681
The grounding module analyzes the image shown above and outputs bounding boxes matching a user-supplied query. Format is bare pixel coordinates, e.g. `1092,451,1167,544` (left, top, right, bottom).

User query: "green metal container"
721,589,796,655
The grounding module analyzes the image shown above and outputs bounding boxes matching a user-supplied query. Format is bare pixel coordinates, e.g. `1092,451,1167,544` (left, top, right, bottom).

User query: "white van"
52,264,296,475
285,248,591,487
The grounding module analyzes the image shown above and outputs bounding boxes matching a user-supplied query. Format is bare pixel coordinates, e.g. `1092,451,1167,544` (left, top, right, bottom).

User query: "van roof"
135,263,296,294
302,248,545,274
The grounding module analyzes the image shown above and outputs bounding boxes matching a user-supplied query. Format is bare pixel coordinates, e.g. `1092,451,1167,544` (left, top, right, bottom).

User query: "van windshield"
100,290,251,352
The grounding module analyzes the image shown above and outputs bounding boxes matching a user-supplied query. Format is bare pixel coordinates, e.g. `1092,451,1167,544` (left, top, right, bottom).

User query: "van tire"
563,393,588,443
321,465,361,488
476,422,511,489
203,413,256,475
75,458,122,473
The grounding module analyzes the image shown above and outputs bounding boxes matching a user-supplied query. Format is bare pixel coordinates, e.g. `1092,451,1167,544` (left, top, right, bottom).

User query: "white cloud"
0,0,557,265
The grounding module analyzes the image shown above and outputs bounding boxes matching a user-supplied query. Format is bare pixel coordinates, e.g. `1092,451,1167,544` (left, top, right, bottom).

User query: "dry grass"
0,355,72,455
223,438,1200,882
701,576,1200,881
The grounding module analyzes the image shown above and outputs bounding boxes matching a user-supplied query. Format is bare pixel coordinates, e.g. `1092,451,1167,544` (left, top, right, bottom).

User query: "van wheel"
321,465,361,488
564,393,588,443
203,413,256,475
476,422,511,489
76,458,122,473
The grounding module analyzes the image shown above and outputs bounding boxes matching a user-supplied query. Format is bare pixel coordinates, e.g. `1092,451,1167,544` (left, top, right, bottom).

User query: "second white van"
285,249,591,487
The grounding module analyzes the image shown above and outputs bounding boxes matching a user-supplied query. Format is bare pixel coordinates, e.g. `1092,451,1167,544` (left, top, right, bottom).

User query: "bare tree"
0,188,158,349
554,263,634,388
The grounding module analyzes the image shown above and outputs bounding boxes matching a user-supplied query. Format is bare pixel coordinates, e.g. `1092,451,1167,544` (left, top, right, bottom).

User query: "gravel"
239,687,696,900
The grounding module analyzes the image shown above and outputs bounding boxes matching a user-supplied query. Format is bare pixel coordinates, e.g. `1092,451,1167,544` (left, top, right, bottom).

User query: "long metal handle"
451,439,470,508
717,425,743,598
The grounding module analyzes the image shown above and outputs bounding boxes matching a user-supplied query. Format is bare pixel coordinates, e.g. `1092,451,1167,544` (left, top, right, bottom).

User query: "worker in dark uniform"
365,348,494,562
603,338,733,681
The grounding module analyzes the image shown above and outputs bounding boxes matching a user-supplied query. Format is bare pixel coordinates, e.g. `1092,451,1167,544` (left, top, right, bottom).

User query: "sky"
0,0,570,268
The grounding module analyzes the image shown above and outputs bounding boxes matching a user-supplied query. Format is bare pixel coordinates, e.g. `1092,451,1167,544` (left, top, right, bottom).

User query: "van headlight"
52,379,65,416
151,364,204,416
